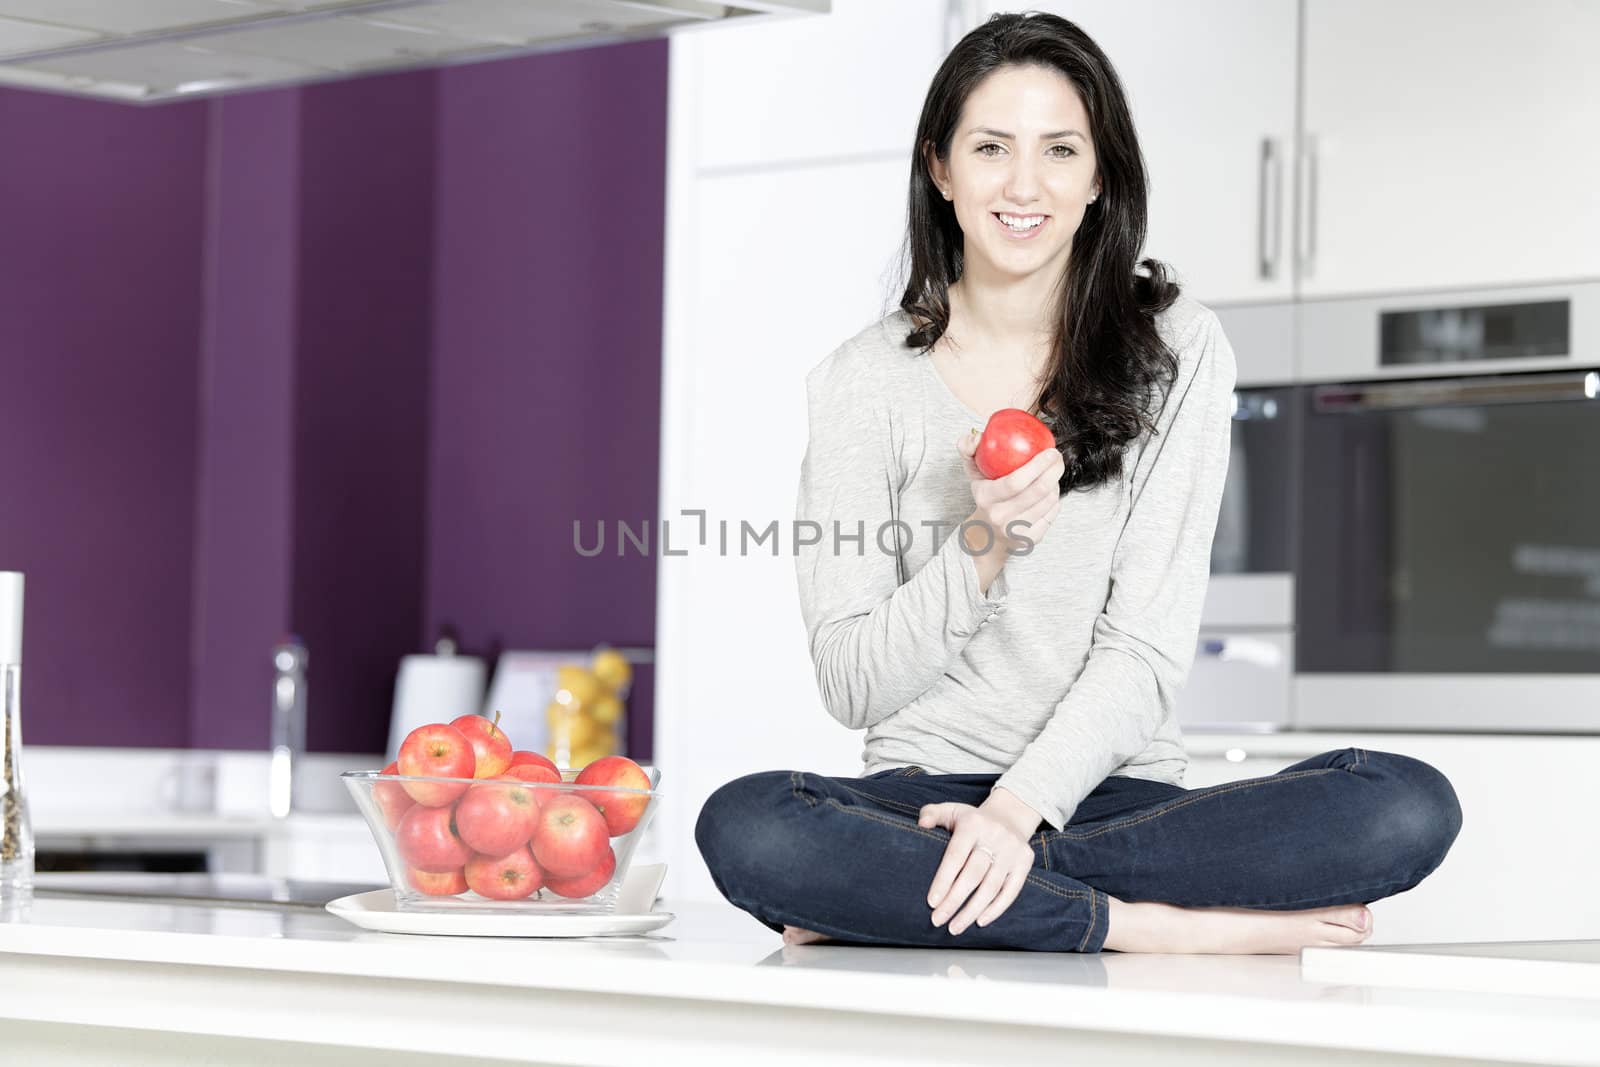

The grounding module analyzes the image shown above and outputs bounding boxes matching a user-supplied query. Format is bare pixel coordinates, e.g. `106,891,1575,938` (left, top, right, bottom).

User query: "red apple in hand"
465,847,544,901
408,866,468,896
975,408,1056,479
374,761,415,830
501,762,564,808
396,723,476,806
450,712,513,779
509,750,560,776
396,803,472,873
454,781,538,856
575,756,652,836
544,845,616,899
530,794,609,878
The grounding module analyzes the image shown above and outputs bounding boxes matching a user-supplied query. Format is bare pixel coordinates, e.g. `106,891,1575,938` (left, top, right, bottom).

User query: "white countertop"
1,885,1597,1066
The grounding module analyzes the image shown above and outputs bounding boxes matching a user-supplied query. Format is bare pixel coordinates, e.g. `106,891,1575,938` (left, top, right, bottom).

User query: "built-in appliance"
1184,278,1600,733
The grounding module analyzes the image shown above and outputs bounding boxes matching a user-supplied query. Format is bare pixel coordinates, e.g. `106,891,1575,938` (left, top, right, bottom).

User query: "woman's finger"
930,847,991,927
975,867,1027,928
948,863,1008,936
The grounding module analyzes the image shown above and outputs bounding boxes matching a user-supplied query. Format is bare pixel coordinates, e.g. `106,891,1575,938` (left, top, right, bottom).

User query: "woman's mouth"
993,212,1049,240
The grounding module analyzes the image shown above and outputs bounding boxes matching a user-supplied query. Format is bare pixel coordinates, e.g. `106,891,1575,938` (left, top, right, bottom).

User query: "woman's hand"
918,801,1035,935
956,431,1066,553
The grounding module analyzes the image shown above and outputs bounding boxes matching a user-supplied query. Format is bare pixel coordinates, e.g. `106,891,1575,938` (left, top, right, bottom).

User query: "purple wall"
190,92,300,750
0,41,664,758
291,72,435,754
0,91,208,749
428,42,667,759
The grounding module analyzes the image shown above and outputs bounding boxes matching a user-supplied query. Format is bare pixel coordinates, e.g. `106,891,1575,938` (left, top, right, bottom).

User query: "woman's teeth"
994,212,1048,237
998,213,1046,230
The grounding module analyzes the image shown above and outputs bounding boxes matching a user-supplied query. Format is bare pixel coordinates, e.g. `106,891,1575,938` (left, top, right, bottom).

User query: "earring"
943,189,952,200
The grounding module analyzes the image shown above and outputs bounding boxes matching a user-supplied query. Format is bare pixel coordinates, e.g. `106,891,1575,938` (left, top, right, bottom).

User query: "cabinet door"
1301,0,1600,296
980,2,1298,304
687,0,949,171
1185,733,1600,943
657,159,913,902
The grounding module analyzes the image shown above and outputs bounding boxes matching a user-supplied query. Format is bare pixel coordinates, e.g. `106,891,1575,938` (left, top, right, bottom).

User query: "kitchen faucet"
269,637,308,819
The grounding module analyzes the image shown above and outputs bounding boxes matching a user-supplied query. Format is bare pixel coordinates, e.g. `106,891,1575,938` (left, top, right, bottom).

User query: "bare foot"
1103,897,1374,955
782,925,834,946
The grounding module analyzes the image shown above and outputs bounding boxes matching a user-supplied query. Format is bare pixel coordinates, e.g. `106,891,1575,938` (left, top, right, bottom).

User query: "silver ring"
975,845,997,862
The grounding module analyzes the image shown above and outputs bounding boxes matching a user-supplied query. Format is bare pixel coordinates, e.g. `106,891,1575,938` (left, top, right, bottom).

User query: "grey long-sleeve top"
793,293,1237,831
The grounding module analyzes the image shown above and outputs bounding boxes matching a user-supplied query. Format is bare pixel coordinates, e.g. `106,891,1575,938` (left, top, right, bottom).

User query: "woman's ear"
924,141,948,197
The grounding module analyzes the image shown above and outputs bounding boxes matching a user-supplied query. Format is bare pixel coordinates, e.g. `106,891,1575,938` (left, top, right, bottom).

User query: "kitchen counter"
0,885,1596,1066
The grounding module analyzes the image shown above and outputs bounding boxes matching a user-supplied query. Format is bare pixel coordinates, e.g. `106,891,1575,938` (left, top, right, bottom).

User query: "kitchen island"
0,886,1595,1066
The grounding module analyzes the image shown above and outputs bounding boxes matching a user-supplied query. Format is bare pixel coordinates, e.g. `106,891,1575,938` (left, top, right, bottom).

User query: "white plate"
325,863,672,938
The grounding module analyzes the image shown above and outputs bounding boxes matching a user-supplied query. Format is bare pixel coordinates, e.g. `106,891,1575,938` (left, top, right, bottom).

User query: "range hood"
0,0,827,104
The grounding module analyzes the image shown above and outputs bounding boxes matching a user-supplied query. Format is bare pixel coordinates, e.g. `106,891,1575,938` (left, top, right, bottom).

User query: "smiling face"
927,63,1101,285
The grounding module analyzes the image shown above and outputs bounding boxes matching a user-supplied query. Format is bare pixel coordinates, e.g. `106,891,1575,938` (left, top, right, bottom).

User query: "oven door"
1295,370,1600,731
1182,386,1299,732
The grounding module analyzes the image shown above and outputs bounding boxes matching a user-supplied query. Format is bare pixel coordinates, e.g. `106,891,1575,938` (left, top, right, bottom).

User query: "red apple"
509,750,560,776
396,723,476,806
374,761,415,830
453,781,538,856
395,802,472,873
465,847,544,901
975,408,1056,480
451,712,513,779
501,761,564,808
574,756,652,836
544,845,616,899
407,866,467,897
529,794,609,878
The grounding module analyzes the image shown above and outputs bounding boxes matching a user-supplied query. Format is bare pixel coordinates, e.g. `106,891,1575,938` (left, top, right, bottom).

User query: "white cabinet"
686,0,951,171
661,29,919,896
980,2,1299,305
1184,733,1600,944
1299,0,1600,296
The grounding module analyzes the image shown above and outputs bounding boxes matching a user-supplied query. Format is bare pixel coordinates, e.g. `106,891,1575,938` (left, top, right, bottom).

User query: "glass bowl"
342,765,661,913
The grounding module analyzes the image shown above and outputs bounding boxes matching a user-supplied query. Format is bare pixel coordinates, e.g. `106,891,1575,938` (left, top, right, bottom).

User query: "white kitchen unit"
981,1,1299,306
661,7,966,904
3,892,1599,1066
1298,0,1600,297
1184,732,1600,946
690,0,955,171
24,747,389,882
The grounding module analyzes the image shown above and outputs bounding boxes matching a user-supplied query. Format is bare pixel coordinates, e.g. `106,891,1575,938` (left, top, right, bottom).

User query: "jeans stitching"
824,797,948,845
1021,874,1090,902
791,771,817,808
1078,889,1098,952
1046,767,1344,841
837,781,925,817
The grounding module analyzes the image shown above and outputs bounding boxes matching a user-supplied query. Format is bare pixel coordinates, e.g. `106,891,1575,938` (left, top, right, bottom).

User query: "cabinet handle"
1257,137,1283,281
1296,132,1319,279
1196,636,1282,668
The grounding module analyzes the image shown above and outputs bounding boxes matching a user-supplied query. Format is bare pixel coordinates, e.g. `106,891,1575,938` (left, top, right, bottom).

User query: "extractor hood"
0,0,827,104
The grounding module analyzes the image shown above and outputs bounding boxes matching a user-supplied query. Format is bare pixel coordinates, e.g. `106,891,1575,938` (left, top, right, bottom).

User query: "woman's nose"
1003,160,1042,204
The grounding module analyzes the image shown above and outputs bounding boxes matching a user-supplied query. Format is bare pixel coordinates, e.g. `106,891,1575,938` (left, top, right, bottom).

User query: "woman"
695,11,1461,954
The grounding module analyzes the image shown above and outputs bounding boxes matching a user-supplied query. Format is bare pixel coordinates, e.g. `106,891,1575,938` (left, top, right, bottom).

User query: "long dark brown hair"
896,11,1181,493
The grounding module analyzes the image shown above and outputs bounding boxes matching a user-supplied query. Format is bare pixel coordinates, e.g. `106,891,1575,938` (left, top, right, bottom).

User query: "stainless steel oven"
1183,279,1600,734
1294,368,1600,731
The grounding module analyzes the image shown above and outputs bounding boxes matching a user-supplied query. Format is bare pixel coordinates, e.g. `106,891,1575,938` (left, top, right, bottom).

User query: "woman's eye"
975,143,1076,157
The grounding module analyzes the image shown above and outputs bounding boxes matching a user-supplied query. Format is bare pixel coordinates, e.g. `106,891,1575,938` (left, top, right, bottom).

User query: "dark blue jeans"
694,747,1462,953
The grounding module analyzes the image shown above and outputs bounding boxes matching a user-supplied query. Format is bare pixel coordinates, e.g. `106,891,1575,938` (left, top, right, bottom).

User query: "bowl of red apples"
343,713,661,913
